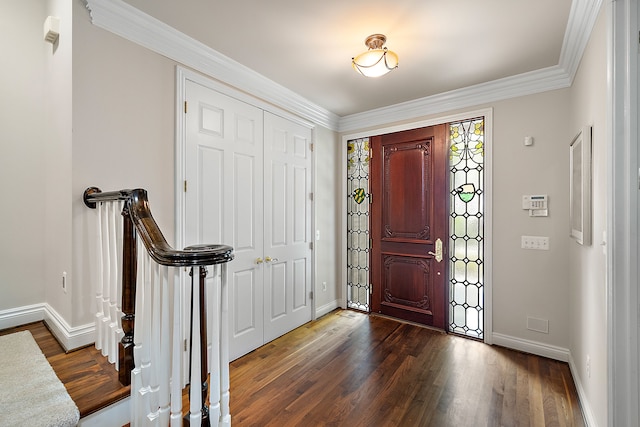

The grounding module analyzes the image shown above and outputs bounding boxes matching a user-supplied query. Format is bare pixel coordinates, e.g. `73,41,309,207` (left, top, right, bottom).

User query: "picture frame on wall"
569,126,592,245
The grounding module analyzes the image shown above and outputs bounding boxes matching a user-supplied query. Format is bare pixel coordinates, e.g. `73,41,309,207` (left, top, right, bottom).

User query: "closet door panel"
263,112,313,343
185,80,264,361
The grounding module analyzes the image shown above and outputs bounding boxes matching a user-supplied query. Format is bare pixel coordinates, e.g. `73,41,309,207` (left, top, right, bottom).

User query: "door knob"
428,238,443,263
256,257,264,264
265,256,279,263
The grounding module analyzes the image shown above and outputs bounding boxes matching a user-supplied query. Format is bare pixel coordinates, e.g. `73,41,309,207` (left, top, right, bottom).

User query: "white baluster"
158,265,171,426
100,202,112,356
170,269,184,426
219,263,231,427
95,202,104,352
189,267,203,425
208,265,221,427
148,262,161,422
108,201,119,363
131,239,146,426
140,250,153,421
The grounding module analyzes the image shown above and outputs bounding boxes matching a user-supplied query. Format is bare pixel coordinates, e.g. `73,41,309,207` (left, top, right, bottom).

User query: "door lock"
256,257,264,264
428,238,443,263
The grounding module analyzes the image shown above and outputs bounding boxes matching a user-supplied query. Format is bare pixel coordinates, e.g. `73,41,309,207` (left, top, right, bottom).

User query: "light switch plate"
521,235,549,250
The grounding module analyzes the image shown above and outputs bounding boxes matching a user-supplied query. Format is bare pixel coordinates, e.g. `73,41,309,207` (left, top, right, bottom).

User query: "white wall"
0,0,47,312
568,5,608,426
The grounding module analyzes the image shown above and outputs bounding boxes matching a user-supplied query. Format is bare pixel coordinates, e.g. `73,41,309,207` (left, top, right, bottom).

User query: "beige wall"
314,125,341,311
43,0,74,327
568,5,608,426
490,90,571,347
0,0,47,311
71,0,177,326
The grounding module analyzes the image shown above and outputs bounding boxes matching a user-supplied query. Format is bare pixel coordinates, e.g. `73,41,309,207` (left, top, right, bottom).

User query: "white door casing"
182,75,313,361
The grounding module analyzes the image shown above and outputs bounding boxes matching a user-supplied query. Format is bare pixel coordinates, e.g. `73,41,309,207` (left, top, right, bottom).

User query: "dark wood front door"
370,125,448,329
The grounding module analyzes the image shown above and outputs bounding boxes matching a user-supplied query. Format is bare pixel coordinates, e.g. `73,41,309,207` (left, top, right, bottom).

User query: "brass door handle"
256,257,264,264
428,238,443,263
265,256,279,263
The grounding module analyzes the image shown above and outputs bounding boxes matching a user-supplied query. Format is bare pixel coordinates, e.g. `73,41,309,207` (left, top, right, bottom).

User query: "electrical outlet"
62,271,67,293
322,281,327,291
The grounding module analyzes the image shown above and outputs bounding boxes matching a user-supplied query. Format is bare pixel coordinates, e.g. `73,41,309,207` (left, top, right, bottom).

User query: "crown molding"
84,0,340,130
338,65,572,132
85,0,601,133
559,0,604,79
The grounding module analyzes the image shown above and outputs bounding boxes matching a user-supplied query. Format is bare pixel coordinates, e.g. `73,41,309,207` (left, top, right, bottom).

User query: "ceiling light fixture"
352,34,398,78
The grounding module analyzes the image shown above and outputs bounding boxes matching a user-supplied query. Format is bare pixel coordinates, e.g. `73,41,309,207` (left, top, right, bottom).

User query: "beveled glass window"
449,118,485,338
346,138,371,311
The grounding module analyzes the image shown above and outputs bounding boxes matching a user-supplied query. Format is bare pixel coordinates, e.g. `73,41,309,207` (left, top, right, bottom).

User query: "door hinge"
310,143,314,152
310,291,314,299
184,101,188,114
369,286,373,295
184,339,188,351
310,192,314,201
310,242,314,250
369,193,373,204
184,180,188,192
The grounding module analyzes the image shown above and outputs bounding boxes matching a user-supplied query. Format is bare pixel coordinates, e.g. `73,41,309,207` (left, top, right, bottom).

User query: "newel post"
118,201,136,386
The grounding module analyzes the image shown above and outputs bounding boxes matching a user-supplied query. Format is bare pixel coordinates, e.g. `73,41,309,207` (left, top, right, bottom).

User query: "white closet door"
263,112,313,343
185,80,264,361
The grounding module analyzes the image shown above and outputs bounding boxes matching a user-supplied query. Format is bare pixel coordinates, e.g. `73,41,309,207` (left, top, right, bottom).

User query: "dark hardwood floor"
1,310,585,426
229,310,585,427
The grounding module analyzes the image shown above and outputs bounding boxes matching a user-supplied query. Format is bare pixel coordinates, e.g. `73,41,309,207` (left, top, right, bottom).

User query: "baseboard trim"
568,354,598,427
0,303,95,351
315,300,340,319
43,304,95,352
0,304,46,330
492,332,570,362
78,396,130,427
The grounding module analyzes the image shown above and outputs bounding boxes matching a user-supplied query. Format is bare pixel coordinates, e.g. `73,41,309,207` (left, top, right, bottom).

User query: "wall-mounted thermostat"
522,195,548,217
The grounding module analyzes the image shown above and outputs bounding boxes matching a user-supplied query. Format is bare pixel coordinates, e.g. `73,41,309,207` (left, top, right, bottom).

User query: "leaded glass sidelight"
347,138,371,311
449,118,484,339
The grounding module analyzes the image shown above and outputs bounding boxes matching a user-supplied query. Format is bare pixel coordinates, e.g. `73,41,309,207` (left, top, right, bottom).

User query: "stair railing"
84,187,234,427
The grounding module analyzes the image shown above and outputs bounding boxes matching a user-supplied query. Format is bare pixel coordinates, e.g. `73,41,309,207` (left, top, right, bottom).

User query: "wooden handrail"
84,187,233,267
84,186,233,425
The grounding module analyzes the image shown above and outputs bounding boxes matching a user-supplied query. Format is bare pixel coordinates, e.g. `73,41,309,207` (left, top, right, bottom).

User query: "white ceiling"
123,0,573,117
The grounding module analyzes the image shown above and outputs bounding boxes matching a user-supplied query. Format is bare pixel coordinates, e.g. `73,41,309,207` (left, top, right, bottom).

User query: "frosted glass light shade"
351,34,399,77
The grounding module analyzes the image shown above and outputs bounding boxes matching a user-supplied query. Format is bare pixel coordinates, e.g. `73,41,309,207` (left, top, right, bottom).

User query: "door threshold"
369,313,446,334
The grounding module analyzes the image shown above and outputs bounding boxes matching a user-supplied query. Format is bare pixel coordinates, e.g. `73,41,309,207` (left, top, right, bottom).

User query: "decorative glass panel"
347,138,370,311
449,118,484,339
